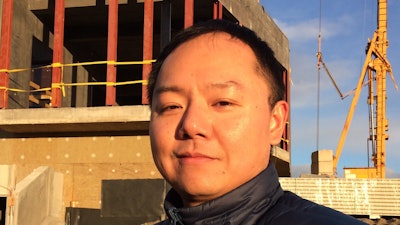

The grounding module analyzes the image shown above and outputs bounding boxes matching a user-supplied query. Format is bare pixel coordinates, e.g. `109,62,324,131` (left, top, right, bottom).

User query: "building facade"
0,0,290,224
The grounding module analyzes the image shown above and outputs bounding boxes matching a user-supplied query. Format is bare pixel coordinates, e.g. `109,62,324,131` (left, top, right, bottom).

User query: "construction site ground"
359,218,400,225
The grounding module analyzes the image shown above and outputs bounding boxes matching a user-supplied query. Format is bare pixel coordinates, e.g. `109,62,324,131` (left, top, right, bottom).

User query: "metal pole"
142,0,154,104
333,33,377,175
213,1,223,20
51,0,65,107
283,70,291,152
184,0,194,28
0,0,14,108
106,0,118,106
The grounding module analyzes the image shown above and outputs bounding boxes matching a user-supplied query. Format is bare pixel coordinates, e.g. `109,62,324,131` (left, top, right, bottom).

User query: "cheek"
223,120,247,140
217,116,270,172
229,108,269,134
149,118,179,158
150,116,175,135
219,116,266,147
149,121,173,177
149,121,167,154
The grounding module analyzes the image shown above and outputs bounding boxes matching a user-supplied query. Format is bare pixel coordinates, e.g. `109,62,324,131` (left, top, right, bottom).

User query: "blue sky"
260,0,400,177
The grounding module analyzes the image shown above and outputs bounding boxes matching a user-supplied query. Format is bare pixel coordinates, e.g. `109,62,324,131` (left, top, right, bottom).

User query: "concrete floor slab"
0,105,151,133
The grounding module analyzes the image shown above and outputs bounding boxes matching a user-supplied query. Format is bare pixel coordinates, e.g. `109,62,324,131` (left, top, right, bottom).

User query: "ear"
269,100,289,145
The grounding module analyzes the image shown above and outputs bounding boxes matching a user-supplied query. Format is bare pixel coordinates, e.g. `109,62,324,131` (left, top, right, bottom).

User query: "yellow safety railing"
0,59,154,95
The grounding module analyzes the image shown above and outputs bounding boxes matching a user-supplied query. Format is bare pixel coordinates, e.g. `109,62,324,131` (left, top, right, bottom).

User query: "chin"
175,178,223,200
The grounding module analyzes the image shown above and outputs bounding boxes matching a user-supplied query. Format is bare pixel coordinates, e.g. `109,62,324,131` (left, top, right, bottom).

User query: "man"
148,20,366,225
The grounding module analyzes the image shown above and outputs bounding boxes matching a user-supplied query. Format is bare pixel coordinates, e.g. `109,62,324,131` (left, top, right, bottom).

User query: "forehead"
150,32,273,109
157,32,266,84
174,32,251,57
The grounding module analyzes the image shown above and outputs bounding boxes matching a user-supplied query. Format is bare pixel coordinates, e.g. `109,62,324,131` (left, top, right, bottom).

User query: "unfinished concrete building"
0,0,290,224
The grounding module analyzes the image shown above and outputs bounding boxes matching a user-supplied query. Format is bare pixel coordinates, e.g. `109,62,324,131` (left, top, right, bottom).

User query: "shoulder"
259,191,367,225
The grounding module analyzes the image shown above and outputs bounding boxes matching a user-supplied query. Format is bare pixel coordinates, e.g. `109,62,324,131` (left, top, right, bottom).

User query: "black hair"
147,19,285,107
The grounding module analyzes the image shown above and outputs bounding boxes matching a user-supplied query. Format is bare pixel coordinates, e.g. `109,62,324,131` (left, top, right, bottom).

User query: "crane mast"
372,0,388,178
332,0,396,178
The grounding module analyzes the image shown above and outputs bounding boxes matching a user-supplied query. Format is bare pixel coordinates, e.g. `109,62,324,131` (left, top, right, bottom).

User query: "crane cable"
316,0,322,151
316,0,348,151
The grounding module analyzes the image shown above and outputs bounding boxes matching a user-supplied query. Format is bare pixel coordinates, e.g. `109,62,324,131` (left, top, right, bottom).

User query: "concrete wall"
7,0,32,108
11,166,63,225
221,0,290,70
311,149,334,176
280,177,400,218
0,135,160,211
0,165,14,196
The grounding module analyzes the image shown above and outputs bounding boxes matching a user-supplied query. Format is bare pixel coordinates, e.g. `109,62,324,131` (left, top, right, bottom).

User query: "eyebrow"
208,80,243,90
154,80,243,97
154,85,184,96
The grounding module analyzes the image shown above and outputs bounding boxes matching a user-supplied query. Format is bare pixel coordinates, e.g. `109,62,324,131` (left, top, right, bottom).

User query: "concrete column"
75,65,89,107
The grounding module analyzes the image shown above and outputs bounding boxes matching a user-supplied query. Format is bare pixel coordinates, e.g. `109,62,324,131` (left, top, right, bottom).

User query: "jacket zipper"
167,207,185,225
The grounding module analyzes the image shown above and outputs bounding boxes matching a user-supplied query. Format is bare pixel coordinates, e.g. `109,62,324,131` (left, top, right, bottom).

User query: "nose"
177,102,210,139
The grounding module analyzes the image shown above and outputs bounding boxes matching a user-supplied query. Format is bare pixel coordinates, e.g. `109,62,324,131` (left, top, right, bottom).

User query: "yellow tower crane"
331,0,397,178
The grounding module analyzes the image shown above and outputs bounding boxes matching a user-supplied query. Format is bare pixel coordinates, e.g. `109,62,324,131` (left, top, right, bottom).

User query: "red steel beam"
51,0,65,107
283,70,291,152
184,0,194,28
213,1,223,20
142,0,154,104
106,0,118,106
0,0,14,109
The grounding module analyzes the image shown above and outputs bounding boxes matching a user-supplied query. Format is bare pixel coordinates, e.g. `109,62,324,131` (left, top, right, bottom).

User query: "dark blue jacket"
157,163,367,225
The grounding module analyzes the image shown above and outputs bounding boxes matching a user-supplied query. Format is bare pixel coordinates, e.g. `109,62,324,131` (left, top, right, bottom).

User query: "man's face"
149,32,288,206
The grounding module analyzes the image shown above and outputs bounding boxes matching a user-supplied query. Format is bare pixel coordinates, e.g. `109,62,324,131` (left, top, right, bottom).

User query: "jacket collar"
163,162,284,225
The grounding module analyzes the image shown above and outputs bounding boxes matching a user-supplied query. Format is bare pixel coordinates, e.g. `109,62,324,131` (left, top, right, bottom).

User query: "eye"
166,105,181,110
213,100,235,108
159,104,182,113
215,101,232,106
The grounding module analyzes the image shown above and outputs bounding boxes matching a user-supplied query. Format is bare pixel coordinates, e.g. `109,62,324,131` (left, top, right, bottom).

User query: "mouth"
175,152,216,164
